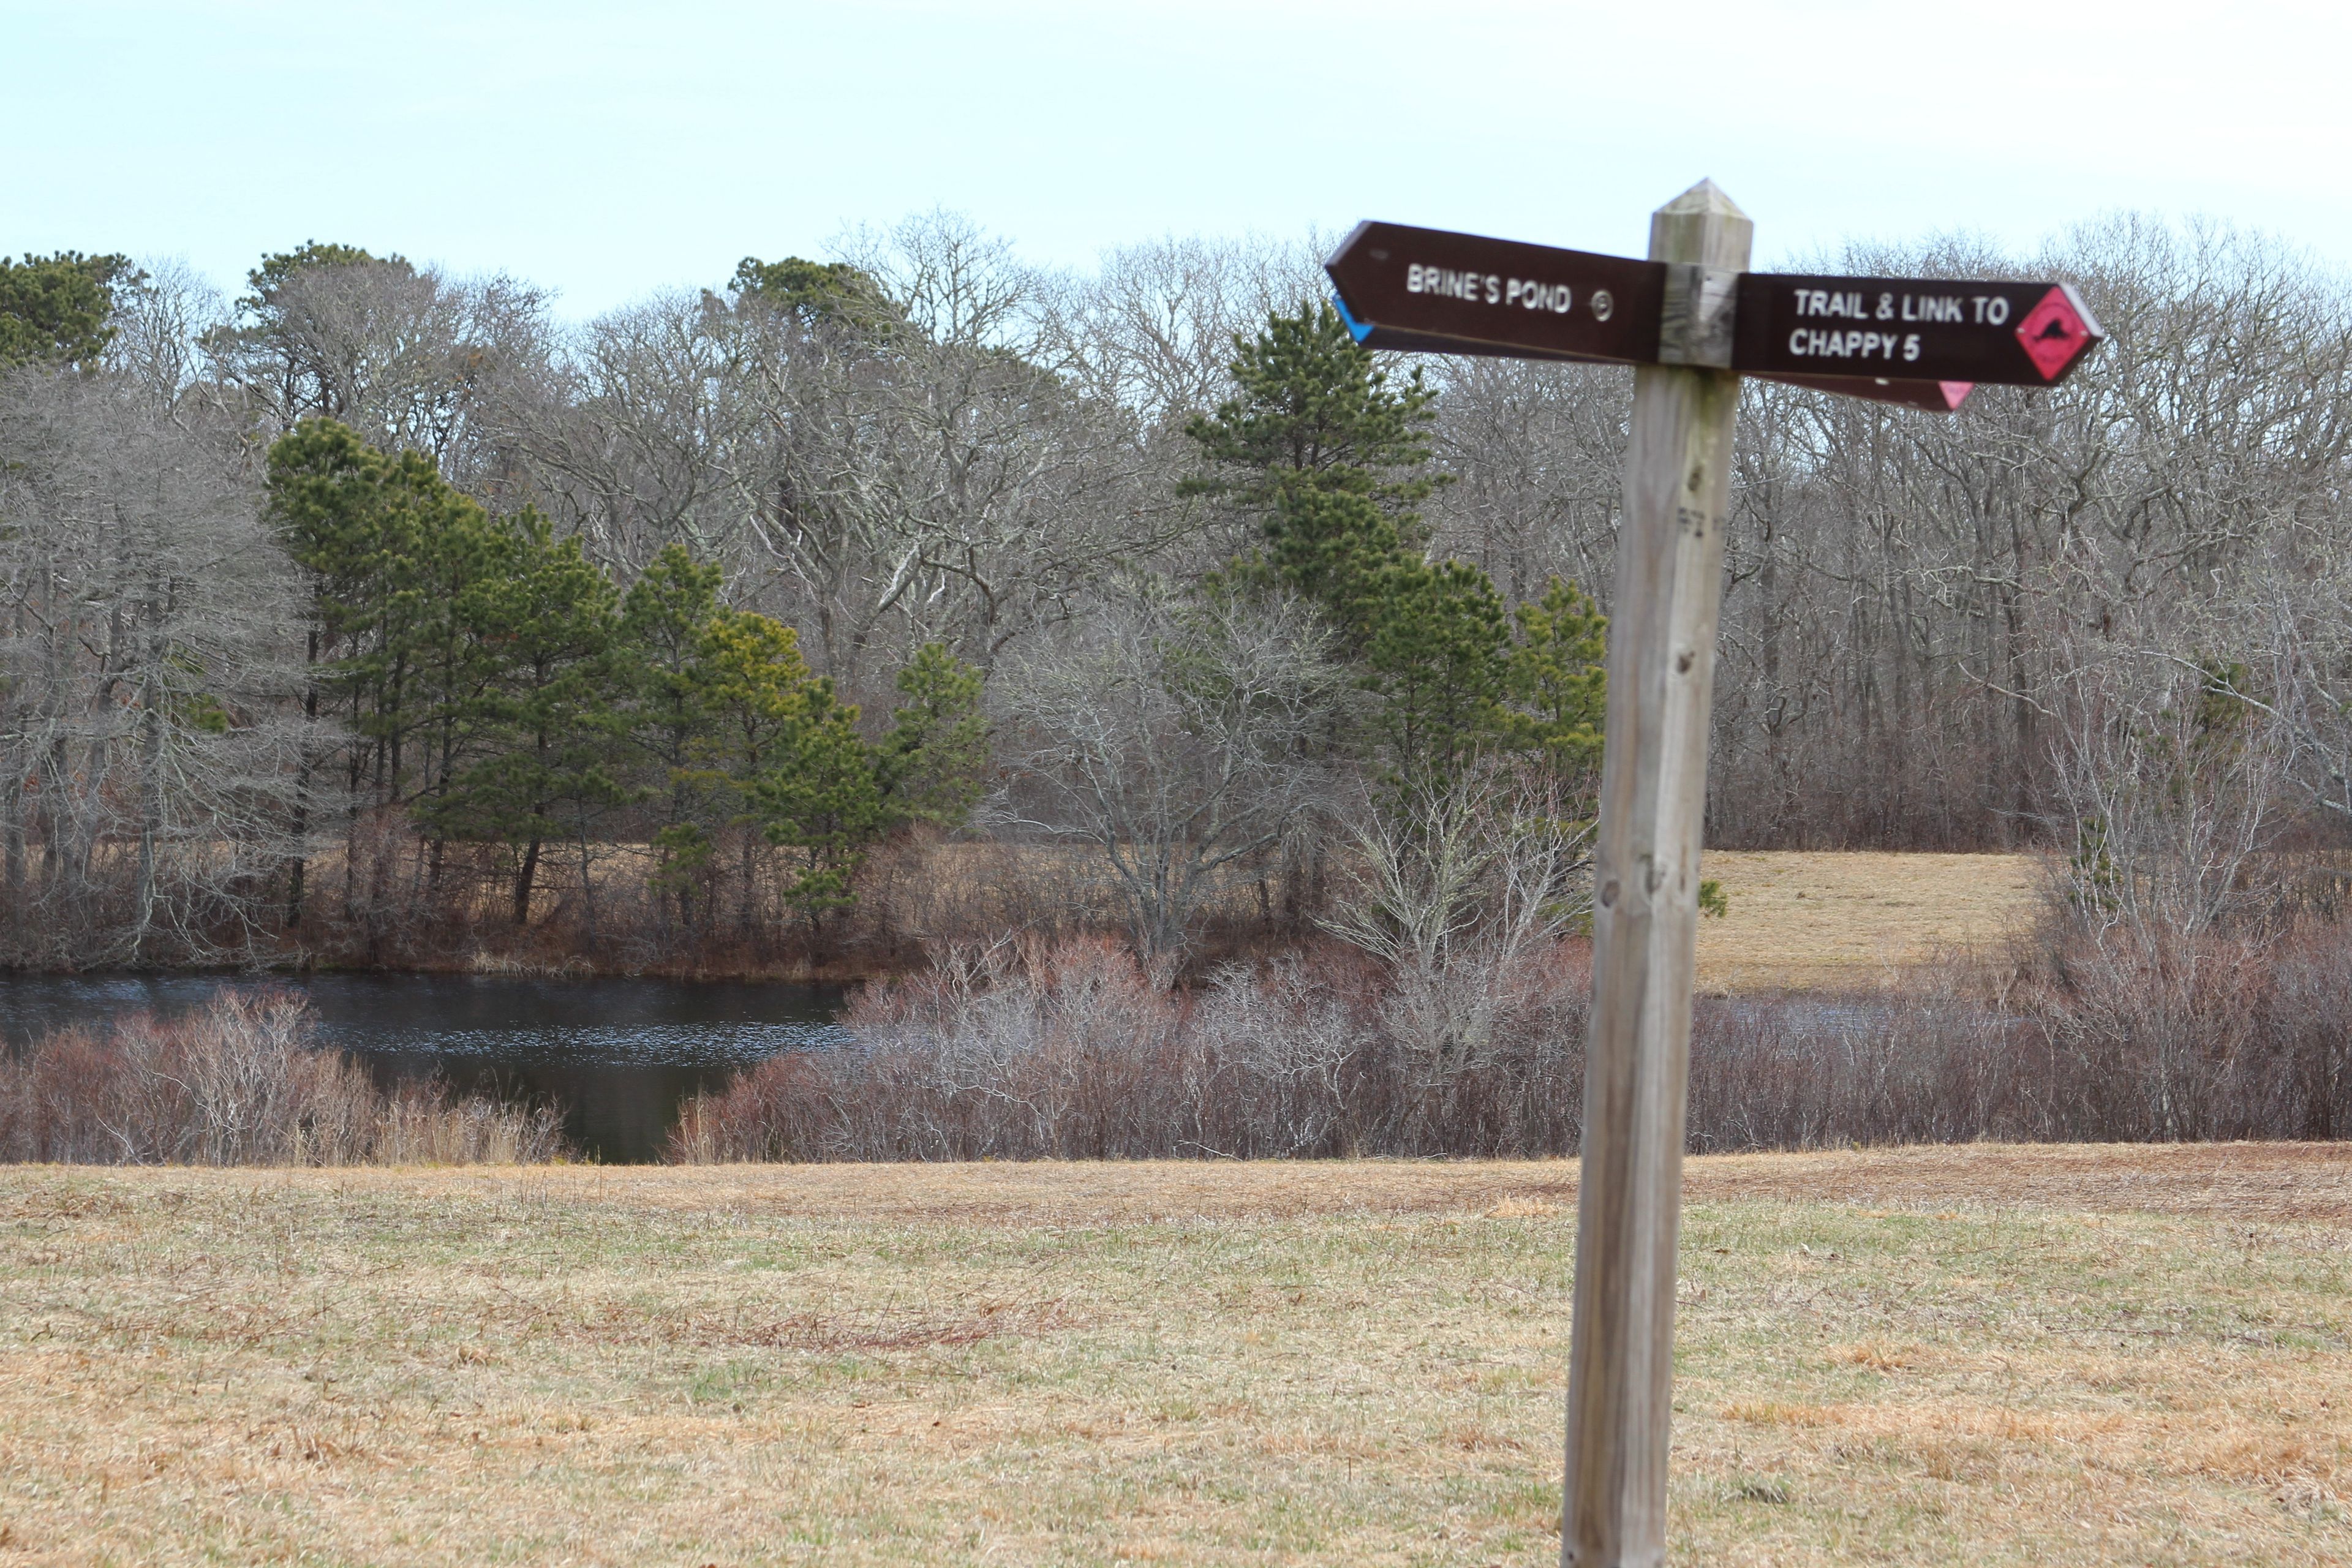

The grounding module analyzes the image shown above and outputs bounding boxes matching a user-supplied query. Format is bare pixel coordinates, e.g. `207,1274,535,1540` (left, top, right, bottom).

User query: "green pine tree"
616,545,728,935
0,251,137,369
1366,559,1516,782
876,643,989,828
730,255,892,333
1183,303,1441,518
752,686,888,930
418,514,625,925
268,419,499,922
217,243,391,423
239,241,378,313
1505,575,1608,781
688,611,884,932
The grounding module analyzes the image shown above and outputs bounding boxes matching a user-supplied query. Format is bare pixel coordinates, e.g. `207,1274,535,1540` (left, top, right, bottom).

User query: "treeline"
1,230,1618,969
5,215,2352,971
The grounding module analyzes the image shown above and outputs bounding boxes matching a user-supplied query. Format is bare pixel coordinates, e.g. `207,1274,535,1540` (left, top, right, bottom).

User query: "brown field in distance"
4,1147,2348,1566
1695,851,2044,991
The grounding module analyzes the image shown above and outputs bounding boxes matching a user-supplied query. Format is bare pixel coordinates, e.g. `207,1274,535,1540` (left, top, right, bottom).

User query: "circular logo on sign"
1590,289,1614,322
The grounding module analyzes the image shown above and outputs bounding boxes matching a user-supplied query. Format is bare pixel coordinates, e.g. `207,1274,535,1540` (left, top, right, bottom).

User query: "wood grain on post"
1562,179,1752,1568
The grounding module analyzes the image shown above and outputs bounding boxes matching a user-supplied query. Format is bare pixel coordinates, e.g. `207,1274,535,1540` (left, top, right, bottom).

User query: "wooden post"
1562,179,1752,1568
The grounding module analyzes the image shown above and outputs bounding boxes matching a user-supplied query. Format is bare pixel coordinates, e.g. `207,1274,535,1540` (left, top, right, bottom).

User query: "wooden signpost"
1328,213,2103,415
1325,184,2103,1568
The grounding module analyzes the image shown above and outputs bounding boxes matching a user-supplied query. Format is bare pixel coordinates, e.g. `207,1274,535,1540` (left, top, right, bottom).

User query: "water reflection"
0,973,846,1163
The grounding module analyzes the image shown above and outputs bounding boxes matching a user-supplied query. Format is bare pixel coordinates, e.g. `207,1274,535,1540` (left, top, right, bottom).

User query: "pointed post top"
1649,178,1752,272
1656,178,1747,222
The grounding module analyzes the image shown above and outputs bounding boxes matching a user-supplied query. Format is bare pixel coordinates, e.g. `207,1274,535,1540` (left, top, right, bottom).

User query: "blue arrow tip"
1332,292,1374,344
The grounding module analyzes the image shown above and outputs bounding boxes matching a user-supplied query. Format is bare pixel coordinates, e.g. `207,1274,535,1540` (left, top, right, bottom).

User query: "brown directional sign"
1325,221,1665,366
1731,274,2103,386
1328,220,2103,408
1330,307,1977,412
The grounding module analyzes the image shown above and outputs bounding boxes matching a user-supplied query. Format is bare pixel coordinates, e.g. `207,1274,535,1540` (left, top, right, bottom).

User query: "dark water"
0,973,847,1163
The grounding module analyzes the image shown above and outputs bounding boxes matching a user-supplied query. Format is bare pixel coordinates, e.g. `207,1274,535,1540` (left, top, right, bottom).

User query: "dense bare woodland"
8,212,2352,1154
4,214,2352,974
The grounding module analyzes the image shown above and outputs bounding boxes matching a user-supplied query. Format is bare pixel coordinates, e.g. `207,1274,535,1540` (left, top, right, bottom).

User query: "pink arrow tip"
2016,289,2089,380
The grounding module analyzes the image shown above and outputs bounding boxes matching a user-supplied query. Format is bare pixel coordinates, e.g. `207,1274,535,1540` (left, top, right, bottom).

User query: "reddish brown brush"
0,991,565,1165
676,916,2352,1163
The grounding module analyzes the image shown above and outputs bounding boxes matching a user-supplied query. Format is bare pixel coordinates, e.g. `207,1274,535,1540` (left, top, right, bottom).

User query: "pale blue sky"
7,0,2347,317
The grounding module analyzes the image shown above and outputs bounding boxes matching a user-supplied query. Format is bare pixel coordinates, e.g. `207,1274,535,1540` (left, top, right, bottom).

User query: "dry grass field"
1694,851,2043,991
4,1147,2350,1565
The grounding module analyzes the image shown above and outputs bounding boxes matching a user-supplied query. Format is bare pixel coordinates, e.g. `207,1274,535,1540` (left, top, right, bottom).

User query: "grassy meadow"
4,1145,2349,1565
1692,851,2041,991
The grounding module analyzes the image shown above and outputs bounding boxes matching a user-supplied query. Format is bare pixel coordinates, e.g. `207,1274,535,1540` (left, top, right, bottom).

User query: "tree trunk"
739,832,760,943
514,836,541,926
134,674,165,962
2,778,23,905
577,830,599,949
287,627,320,929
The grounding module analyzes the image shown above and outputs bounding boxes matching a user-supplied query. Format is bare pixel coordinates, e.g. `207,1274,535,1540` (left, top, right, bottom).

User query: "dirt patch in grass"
1695,850,2041,990
4,1145,2348,1565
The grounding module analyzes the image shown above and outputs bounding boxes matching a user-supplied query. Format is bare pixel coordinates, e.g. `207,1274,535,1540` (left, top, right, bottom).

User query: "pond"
0,973,848,1163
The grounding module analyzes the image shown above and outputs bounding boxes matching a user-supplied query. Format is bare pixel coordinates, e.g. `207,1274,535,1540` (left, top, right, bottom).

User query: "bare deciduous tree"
208,254,551,486
993,592,1342,959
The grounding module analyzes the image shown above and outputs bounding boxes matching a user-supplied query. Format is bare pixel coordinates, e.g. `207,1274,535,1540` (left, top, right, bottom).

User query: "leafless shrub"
1688,903,2352,1152
677,902,2352,1164
1996,908,2352,1143
0,992,565,1165
2261,924,2352,1139
672,934,1588,1162
1186,954,1369,1156
1323,765,1593,1082
675,937,1182,1161
1686,981,2032,1152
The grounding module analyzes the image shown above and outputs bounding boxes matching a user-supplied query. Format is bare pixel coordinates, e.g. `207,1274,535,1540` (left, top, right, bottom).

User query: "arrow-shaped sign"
1334,295,1975,412
1323,221,2103,407
1324,221,1665,366
1733,273,2101,386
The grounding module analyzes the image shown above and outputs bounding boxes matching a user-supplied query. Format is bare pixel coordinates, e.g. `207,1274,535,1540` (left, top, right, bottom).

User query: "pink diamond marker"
1939,382,1973,411
2016,288,2090,380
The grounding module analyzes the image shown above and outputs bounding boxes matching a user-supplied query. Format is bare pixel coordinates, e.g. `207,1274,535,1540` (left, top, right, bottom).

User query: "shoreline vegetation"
12,870,2352,1166
1,992,562,1167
